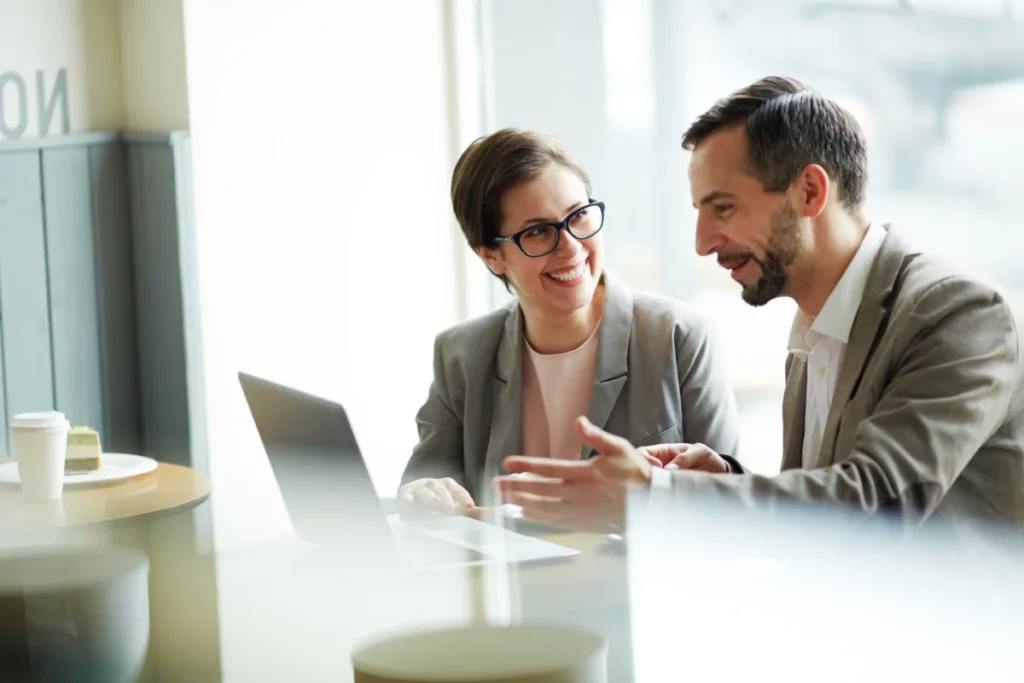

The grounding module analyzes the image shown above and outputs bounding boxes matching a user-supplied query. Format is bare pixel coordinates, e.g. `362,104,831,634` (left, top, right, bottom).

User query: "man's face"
688,125,804,306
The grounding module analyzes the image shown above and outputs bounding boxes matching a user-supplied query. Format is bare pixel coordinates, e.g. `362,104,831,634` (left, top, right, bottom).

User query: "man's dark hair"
681,76,868,209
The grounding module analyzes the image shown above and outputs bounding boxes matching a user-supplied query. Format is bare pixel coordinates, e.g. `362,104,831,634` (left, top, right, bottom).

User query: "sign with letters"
0,69,70,140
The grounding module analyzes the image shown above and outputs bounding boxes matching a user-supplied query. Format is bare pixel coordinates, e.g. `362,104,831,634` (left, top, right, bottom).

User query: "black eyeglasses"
492,201,606,257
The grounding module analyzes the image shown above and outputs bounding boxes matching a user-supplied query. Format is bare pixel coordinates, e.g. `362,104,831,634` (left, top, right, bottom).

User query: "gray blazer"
667,227,1024,539
401,273,742,500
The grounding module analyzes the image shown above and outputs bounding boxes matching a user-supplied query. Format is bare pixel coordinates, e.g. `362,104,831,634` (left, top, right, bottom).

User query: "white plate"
0,454,158,487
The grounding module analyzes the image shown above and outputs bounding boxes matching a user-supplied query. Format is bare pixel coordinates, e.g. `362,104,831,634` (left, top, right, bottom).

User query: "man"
496,76,1024,538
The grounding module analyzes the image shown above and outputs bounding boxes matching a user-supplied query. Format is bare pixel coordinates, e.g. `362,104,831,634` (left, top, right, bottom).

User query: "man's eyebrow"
693,190,736,209
518,200,585,230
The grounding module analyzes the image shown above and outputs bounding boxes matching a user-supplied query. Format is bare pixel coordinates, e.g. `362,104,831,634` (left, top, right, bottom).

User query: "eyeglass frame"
490,200,606,257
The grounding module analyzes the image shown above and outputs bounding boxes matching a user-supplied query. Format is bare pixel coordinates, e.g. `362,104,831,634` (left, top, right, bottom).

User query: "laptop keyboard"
392,528,488,567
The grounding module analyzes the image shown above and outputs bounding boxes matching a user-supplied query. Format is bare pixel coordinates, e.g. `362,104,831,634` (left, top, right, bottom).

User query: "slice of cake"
66,426,102,472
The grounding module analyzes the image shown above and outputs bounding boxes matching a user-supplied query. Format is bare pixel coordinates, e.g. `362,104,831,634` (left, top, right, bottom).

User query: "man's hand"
494,416,651,532
640,448,666,469
639,443,730,473
397,477,478,518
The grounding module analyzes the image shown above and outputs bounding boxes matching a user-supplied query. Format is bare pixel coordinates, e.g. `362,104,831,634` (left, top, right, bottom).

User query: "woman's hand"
397,477,477,518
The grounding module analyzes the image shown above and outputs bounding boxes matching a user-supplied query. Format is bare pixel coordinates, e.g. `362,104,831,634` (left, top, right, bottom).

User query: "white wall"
0,0,189,138
119,0,190,131
181,0,460,551
0,0,124,137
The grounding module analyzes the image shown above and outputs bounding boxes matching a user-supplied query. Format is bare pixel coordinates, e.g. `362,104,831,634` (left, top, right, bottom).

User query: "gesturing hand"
494,416,652,532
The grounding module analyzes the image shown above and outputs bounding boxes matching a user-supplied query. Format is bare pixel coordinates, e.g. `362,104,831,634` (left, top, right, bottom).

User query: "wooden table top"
0,461,211,528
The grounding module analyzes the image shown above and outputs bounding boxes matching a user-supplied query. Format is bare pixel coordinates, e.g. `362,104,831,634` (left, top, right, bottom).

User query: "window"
479,0,1024,473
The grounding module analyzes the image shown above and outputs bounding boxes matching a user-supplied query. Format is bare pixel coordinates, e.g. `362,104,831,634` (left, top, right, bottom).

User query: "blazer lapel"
583,274,632,459
817,226,910,467
781,353,808,471
483,304,524,483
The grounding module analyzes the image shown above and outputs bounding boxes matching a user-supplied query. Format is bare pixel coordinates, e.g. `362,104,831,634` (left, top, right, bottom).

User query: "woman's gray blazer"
400,272,742,499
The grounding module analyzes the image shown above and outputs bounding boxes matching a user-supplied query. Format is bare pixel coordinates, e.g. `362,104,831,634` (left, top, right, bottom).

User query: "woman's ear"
474,246,507,275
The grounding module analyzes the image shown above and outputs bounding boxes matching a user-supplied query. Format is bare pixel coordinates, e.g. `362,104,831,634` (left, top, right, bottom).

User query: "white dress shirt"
649,222,887,490
787,222,887,469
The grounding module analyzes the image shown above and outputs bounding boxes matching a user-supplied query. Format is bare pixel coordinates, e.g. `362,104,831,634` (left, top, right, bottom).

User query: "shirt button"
817,367,827,377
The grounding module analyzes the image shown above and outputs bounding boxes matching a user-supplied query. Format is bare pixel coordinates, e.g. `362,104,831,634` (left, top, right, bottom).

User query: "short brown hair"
451,128,592,288
682,76,868,210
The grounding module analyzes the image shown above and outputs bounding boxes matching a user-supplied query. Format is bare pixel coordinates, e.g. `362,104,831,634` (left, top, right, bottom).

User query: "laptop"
237,371,579,570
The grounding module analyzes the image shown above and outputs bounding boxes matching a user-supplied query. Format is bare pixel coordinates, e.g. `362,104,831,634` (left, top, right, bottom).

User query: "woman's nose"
555,229,583,256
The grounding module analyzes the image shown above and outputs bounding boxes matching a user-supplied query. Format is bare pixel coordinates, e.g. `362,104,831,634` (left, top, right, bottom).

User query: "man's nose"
694,216,724,257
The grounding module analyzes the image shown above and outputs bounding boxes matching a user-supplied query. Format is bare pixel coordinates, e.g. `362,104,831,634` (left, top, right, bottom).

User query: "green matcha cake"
66,425,102,472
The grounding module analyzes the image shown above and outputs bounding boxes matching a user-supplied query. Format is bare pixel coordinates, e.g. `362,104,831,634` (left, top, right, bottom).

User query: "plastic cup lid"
10,411,70,430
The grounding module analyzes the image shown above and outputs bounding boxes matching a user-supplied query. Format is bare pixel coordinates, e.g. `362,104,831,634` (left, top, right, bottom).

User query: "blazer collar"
492,271,633,383
482,299,525,501
487,272,634,461
494,297,524,384
815,223,915,467
593,271,633,382
782,354,808,471
587,272,634,456
862,224,913,307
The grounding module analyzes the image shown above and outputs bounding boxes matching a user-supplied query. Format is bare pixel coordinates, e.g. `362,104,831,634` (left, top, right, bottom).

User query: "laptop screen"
238,372,396,556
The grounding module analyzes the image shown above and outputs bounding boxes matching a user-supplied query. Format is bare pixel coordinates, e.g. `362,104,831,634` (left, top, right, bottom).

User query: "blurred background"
474,0,1024,479
3,0,1024,680
3,0,1023,546
185,0,1024,548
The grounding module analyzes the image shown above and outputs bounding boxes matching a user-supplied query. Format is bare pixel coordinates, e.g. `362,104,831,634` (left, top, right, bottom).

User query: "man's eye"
714,204,734,217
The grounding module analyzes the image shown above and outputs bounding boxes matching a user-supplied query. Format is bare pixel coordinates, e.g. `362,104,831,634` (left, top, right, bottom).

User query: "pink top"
521,325,601,459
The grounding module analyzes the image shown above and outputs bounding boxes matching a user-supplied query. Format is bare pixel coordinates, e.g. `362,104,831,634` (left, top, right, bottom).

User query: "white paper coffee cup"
10,411,70,502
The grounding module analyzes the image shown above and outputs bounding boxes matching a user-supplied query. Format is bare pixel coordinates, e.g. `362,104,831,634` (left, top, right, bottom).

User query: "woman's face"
477,164,605,319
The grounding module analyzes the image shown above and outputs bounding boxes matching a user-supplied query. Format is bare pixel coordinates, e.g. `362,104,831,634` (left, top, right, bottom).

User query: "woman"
399,128,741,516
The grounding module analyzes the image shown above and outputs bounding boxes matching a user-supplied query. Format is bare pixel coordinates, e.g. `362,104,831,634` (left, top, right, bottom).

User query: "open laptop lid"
238,372,397,558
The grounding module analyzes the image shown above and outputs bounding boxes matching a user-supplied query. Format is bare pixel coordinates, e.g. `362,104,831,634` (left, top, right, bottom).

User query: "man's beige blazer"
669,227,1024,538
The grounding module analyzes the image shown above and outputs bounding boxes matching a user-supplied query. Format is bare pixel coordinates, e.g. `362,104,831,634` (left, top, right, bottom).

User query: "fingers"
509,493,609,533
502,492,575,527
398,478,477,517
639,443,691,467
398,489,418,513
502,491,562,508
424,479,457,513
665,444,727,473
496,475,571,500
441,478,476,510
633,443,724,472
576,416,632,456
642,452,663,469
397,484,443,519
463,506,494,522
502,456,590,481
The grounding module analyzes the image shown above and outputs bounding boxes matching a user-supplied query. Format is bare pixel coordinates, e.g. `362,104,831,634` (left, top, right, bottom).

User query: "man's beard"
740,201,802,307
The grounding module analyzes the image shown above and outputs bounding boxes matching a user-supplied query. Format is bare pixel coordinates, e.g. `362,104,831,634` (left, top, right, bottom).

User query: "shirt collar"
788,222,887,352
